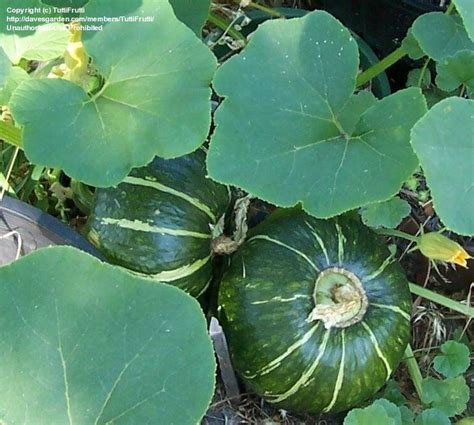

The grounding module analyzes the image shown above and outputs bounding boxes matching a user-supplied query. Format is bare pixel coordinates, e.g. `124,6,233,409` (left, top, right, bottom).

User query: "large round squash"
218,208,412,413
87,149,230,297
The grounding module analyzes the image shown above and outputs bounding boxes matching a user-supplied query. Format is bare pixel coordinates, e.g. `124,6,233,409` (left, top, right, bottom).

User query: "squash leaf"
452,0,474,42
169,0,211,36
0,22,69,64
0,246,215,424
433,340,470,379
360,197,411,229
0,0,48,36
0,0,68,64
0,66,29,105
436,50,474,92
411,13,474,61
402,29,425,60
0,47,10,87
344,399,403,425
41,0,89,6
9,0,217,187
406,68,431,89
423,86,454,109
411,97,474,235
208,10,427,219
40,0,211,35
400,406,415,425
382,380,408,407
421,376,469,417
414,409,451,425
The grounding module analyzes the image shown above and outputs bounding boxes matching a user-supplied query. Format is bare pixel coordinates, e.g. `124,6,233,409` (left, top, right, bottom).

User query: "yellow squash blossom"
64,21,88,84
417,232,472,268
48,21,89,86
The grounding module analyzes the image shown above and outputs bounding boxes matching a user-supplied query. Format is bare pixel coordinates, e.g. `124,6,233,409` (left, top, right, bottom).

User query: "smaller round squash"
87,149,230,297
218,208,412,413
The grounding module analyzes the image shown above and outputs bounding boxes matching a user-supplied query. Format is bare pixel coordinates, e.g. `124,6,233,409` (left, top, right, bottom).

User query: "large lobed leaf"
0,22,69,64
452,0,474,42
169,0,210,36
41,0,90,6
436,50,474,92
0,0,51,36
9,0,217,187
0,246,215,424
0,0,69,63
411,13,474,62
40,0,211,35
411,97,474,235
0,65,29,105
0,47,10,87
208,10,427,218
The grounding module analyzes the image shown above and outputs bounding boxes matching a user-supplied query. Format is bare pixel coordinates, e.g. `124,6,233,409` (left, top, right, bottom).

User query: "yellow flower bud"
417,232,472,268
61,20,89,87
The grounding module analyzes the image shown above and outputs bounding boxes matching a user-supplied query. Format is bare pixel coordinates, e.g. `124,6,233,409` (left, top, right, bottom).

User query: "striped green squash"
87,149,230,297
219,208,411,413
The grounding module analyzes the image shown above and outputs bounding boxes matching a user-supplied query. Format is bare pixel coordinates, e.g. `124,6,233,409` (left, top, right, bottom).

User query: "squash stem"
375,228,419,243
409,283,474,318
356,46,406,88
207,12,247,42
70,179,95,215
308,267,368,328
212,195,252,255
404,344,424,400
0,121,23,148
446,2,455,14
417,58,431,87
245,1,283,18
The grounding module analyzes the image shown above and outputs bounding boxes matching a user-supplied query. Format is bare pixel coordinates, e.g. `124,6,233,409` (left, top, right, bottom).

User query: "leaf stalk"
208,13,246,42
356,46,407,88
404,344,424,400
375,227,419,243
409,283,474,318
245,1,283,18
0,121,23,148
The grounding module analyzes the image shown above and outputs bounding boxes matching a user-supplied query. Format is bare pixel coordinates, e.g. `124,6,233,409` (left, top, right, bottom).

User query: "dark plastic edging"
0,195,103,258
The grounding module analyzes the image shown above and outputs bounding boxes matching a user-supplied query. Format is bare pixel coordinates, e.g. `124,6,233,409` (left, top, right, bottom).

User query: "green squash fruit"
87,148,230,297
218,208,412,413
